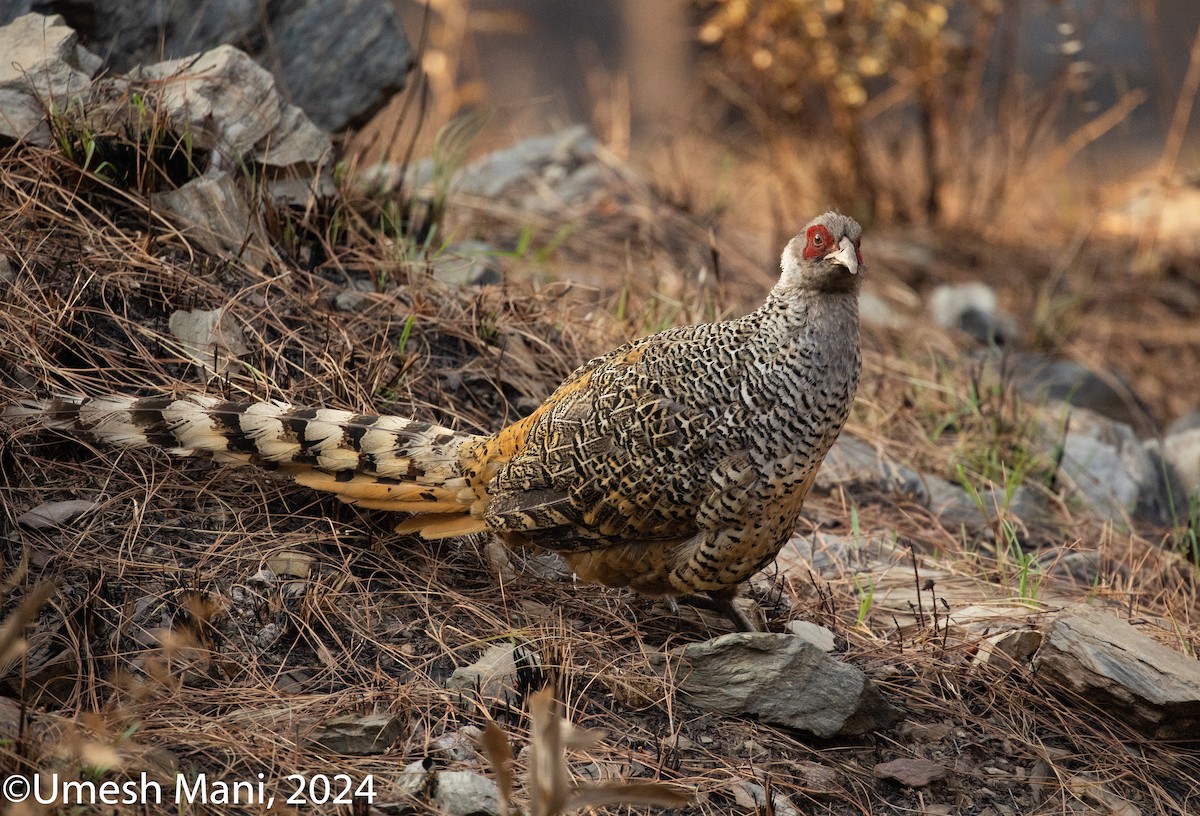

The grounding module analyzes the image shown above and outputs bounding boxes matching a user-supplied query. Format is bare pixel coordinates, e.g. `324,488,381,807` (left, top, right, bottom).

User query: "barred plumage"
8,212,864,629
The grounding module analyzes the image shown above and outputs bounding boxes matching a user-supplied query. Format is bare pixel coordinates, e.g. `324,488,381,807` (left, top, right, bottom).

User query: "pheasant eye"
802,224,833,260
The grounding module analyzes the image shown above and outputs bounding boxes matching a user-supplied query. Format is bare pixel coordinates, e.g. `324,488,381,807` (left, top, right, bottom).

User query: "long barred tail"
7,394,494,537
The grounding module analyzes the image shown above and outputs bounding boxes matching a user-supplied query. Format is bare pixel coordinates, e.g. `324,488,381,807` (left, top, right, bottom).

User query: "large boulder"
1,0,412,131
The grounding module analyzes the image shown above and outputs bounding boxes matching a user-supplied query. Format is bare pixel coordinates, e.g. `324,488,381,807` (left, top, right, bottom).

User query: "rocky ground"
0,10,1198,816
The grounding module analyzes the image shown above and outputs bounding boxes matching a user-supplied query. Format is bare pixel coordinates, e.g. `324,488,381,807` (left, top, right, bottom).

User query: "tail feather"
291,471,470,512
9,394,496,535
393,514,489,539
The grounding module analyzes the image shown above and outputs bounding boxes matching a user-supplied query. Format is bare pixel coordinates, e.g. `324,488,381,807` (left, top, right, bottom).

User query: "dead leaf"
874,757,948,787
16,499,100,529
480,722,515,815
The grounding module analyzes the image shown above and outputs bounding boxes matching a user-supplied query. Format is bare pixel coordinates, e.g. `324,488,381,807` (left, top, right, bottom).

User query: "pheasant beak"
828,236,859,275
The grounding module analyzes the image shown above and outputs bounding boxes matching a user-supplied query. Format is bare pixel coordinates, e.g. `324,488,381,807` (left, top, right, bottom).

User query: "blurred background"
366,1,1200,232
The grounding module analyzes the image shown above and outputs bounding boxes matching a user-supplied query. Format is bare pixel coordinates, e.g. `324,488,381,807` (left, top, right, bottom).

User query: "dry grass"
0,94,1199,816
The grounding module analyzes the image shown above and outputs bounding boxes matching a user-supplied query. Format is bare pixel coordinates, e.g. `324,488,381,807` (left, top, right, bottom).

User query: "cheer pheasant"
12,212,864,629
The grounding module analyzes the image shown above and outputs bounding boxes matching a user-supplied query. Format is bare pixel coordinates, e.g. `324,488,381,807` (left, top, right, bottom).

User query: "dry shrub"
695,0,1146,226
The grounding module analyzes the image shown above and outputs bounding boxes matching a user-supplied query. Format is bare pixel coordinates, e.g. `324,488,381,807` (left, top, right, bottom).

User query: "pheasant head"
778,212,864,295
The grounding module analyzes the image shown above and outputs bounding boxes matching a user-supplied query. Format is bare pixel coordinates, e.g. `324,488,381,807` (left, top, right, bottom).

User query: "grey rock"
431,241,503,286
253,622,283,651
389,760,501,816
732,781,801,816
455,126,596,200
168,306,250,380
270,0,412,131
1166,410,1200,436
662,632,901,737
155,173,279,271
0,13,102,145
34,0,411,132
793,760,840,791
874,757,948,787
309,712,404,755
0,253,12,283
1008,354,1151,433
785,620,837,652
1051,409,1163,522
1037,547,1128,586
926,477,1051,533
85,0,259,69
868,235,937,271
778,530,870,574
433,725,483,762
334,289,371,312
1155,425,1200,510
431,771,501,816
15,499,99,529
817,435,926,501
1032,604,1200,739
450,126,614,215
971,629,1042,669
929,282,1018,346
134,45,330,171
819,436,1051,532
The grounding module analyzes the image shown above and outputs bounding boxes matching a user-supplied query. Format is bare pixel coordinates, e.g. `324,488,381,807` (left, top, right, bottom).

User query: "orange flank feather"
291,471,469,513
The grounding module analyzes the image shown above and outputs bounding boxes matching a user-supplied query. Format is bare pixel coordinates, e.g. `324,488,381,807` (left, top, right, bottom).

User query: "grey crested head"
777,212,864,295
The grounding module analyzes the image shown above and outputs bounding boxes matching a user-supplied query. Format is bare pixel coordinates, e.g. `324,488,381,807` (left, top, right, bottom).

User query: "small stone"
740,739,766,756
431,241,503,286
334,289,371,311
786,620,837,652
858,291,911,330
929,282,1018,346
1039,548,1123,586
266,551,313,578
308,712,403,756
156,174,278,273
899,721,954,742
433,726,483,762
874,757,948,787
15,499,99,529
0,13,102,146
390,761,501,815
972,629,1042,669
253,623,282,651
793,760,839,791
731,782,801,816
431,770,501,816
447,643,539,705
655,632,901,737
816,435,926,500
